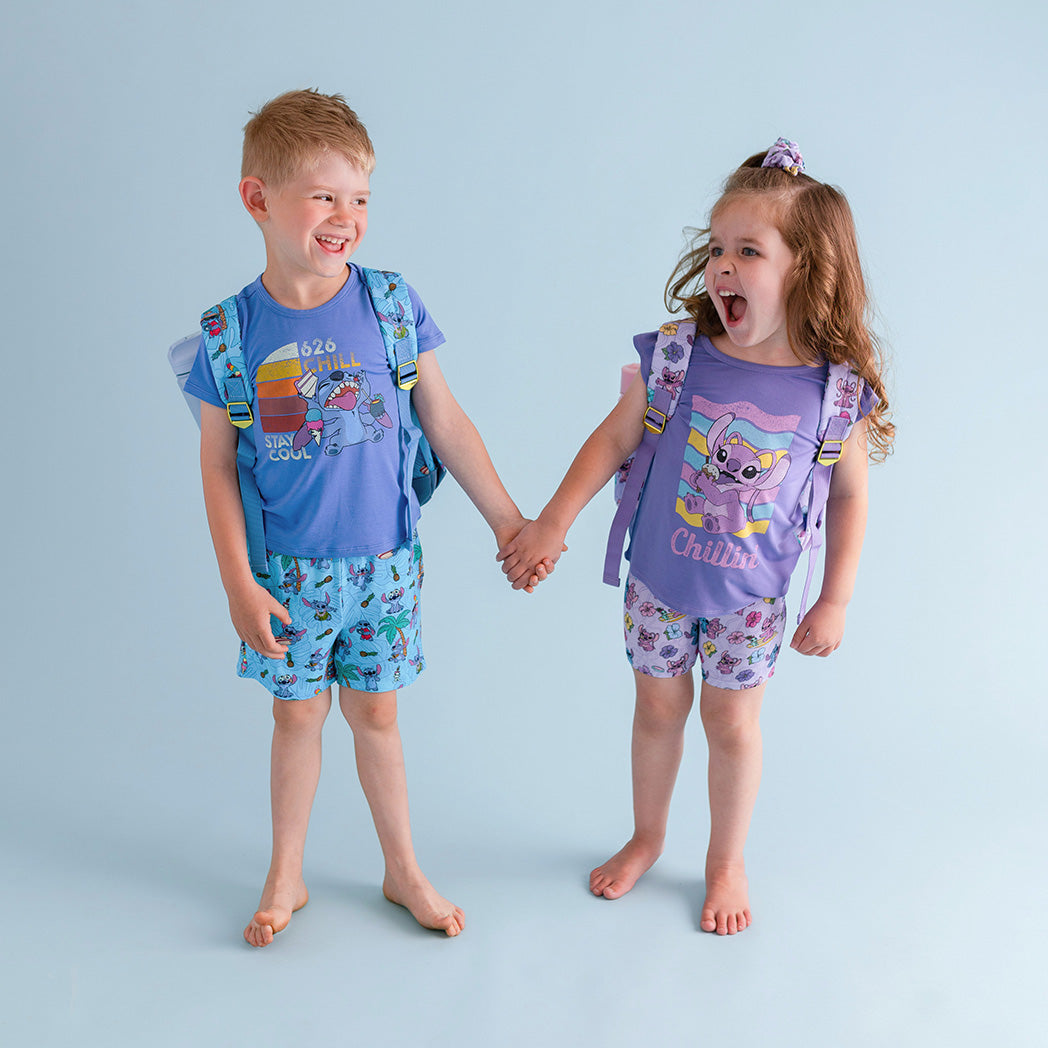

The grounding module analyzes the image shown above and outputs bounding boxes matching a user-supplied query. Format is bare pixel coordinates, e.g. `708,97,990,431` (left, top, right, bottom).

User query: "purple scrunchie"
761,137,804,175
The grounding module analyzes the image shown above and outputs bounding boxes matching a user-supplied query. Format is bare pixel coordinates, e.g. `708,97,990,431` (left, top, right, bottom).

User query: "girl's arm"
410,351,538,557
790,420,869,656
497,373,648,589
200,402,291,658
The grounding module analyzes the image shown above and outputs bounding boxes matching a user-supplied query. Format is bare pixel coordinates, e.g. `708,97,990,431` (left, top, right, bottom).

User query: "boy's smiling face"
242,151,370,309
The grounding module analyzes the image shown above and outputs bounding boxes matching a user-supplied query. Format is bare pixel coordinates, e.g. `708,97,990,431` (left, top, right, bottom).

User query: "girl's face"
705,197,797,364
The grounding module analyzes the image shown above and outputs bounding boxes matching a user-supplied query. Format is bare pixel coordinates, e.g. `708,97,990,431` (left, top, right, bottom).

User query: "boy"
184,89,541,946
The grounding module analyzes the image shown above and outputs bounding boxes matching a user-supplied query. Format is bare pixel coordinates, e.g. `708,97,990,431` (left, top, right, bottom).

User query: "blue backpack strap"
603,321,697,587
200,298,268,577
361,268,444,519
795,362,870,622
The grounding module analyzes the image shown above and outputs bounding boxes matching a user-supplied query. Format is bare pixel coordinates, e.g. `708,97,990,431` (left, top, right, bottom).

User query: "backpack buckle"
227,402,253,429
817,438,843,466
643,406,667,434
396,361,418,390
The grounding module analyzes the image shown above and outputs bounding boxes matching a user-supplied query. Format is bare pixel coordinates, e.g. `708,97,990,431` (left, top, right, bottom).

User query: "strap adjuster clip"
396,361,418,390
643,406,667,434
227,402,253,429
817,438,843,466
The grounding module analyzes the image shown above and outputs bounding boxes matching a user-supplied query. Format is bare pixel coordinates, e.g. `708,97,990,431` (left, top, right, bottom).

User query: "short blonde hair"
242,89,375,186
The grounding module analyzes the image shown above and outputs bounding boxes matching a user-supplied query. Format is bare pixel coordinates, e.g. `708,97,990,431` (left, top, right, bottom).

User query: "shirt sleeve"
182,333,224,408
633,330,658,378
859,380,879,418
406,283,446,354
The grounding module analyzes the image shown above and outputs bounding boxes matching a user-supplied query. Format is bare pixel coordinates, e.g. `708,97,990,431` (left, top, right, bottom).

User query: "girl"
497,140,893,935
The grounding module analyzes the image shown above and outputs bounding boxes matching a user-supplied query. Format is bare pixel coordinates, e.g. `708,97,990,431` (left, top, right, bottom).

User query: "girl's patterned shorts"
238,533,425,700
624,572,786,691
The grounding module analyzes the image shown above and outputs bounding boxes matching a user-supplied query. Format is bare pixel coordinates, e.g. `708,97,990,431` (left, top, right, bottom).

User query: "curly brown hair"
665,151,894,461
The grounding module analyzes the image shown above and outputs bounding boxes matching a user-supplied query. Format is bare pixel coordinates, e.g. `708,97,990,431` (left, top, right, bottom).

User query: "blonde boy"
184,89,540,945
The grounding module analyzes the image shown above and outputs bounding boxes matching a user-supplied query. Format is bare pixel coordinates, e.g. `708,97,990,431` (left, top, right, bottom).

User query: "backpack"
167,268,444,575
602,320,864,623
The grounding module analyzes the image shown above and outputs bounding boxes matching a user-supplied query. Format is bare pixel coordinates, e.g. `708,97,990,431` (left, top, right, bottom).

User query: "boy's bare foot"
383,871,464,937
243,877,309,948
589,837,663,899
700,861,751,935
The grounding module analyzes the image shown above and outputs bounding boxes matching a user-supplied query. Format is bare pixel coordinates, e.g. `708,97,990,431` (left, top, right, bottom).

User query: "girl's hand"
227,580,292,659
789,598,847,657
496,518,568,591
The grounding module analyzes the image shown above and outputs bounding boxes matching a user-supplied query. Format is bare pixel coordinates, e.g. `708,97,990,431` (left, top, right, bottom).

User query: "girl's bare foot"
700,861,750,935
382,871,464,937
243,877,309,948
589,837,663,899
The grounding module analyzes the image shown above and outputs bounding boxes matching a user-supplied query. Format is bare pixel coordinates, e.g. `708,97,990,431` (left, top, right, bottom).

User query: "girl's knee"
634,673,695,728
699,685,763,742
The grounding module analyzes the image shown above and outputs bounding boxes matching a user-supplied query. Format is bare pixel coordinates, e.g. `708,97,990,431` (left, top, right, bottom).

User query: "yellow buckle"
396,361,419,390
227,402,253,429
643,406,667,435
817,439,843,466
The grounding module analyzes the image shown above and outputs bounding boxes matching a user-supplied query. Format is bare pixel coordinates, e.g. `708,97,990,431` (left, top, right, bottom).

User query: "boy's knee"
272,692,330,730
340,690,398,732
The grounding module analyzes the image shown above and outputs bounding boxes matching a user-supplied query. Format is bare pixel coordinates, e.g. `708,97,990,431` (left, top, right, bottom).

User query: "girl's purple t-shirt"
626,331,866,617
184,265,444,557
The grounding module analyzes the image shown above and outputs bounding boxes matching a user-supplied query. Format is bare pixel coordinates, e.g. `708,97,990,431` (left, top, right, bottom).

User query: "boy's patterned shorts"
624,572,786,691
238,533,425,700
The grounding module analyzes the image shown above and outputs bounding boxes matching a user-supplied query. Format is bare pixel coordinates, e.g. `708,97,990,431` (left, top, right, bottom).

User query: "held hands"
790,597,847,657
227,579,293,659
496,516,568,592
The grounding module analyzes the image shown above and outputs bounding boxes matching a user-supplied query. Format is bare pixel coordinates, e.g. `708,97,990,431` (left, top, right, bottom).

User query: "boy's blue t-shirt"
184,264,445,558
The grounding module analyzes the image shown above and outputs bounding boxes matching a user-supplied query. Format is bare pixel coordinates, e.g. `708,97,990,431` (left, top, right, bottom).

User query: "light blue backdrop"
3,1,1045,1045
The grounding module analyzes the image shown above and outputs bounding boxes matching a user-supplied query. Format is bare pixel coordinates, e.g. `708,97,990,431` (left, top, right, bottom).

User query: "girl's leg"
245,688,332,947
338,686,464,937
590,670,695,899
698,679,766,935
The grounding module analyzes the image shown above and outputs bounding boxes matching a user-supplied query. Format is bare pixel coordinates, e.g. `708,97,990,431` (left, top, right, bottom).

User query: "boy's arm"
199,402,291,658
790,420,869,656
410,351,532,552
497,374,648,589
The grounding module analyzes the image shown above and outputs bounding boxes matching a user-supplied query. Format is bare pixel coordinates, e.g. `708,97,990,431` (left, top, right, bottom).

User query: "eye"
709,246,723,258
315,194,333,202
741,247,758,257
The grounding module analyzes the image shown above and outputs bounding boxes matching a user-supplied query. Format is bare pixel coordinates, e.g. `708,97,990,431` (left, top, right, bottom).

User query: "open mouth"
718,290,747,326
325,376,360,409
316,235,348,255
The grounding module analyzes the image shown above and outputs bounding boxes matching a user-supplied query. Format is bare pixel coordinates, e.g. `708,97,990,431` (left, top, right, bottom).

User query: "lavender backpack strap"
795,362,870,622
602,321,696,587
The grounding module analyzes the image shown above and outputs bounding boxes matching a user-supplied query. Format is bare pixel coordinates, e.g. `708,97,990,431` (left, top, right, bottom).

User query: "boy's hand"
227,580,293,660
790,598,846,657
493,518,557,594
496,518,568,591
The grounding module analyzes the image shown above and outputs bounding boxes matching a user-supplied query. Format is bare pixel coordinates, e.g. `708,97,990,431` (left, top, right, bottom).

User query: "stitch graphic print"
675,396,799,540
254,340,392,459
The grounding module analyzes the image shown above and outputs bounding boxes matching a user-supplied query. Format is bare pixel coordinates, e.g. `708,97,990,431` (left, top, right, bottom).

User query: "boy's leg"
591,670,695,899
698,679,765,935
338,686,464,937
245,688,332,947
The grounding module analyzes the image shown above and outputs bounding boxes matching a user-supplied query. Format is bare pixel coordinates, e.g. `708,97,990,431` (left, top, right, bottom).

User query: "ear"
239,176,270,223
